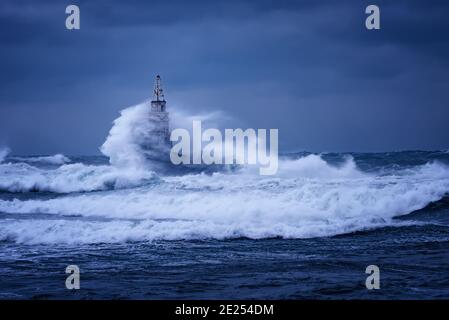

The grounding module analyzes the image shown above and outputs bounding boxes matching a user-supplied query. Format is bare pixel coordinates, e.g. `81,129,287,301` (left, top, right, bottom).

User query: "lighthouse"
142,75,171,161
149,75,170,143
151,75,167,112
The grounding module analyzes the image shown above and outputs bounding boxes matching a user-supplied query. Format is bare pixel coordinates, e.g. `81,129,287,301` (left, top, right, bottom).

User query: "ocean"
1,150,449,299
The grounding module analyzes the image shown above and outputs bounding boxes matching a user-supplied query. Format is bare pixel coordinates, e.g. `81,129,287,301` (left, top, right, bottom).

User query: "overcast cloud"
1,0,448,154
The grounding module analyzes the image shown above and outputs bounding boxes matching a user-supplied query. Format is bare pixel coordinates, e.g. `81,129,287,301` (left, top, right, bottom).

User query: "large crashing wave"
0,102,226,193
101,102,169,169
0,103,161,193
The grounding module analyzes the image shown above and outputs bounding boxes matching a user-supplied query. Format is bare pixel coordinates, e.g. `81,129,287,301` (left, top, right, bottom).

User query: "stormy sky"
0,0,448,155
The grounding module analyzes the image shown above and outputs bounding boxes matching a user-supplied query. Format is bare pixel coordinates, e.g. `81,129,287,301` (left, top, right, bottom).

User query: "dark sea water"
1,150,449,299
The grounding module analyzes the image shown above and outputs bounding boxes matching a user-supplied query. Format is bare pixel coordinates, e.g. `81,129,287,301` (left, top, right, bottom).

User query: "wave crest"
0,162,158,193
10,154,71,165
1,156,448,243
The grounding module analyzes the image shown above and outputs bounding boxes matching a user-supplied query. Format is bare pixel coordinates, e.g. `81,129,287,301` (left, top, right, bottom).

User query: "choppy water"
1,150,449,299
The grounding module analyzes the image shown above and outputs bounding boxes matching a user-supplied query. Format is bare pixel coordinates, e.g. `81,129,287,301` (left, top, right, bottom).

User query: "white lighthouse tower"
149,75,170,143
142,75,171,161
151,75,166,112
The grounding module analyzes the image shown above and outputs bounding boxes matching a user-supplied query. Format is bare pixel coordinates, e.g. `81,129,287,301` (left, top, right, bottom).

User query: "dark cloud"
0,0,448,154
